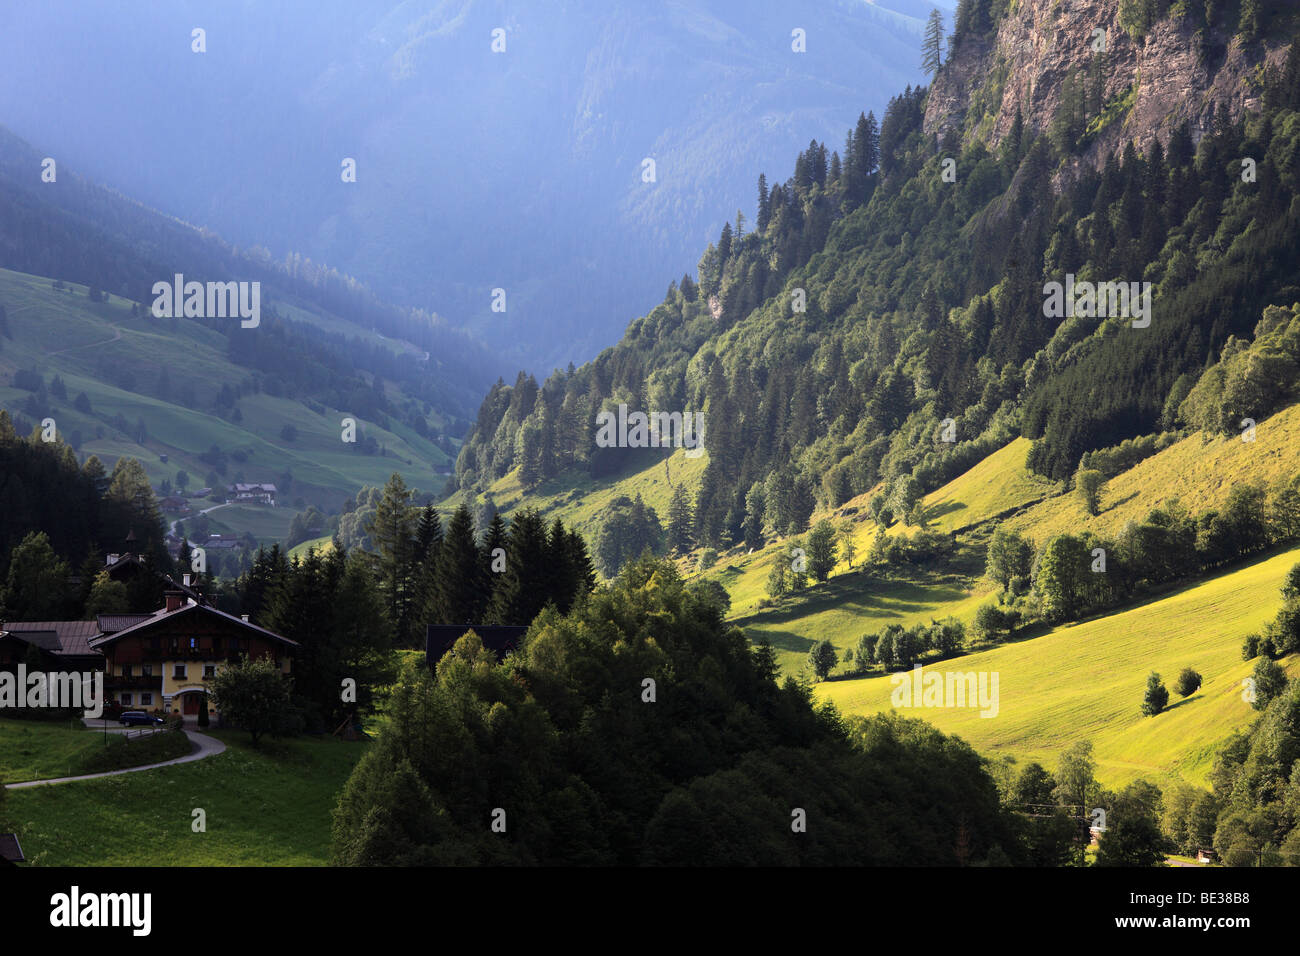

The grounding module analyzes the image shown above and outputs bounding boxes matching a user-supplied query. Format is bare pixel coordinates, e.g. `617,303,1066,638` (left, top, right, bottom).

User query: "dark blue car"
118,711,164,727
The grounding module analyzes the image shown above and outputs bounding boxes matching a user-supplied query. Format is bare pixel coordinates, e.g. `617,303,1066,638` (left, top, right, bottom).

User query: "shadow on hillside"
1105,491,1141,512
1160,693,1201,714
733,568,969,628
748,628,817,656
925,501,966,523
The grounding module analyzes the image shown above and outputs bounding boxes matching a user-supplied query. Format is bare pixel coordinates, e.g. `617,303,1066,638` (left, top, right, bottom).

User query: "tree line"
238,474,597,651
976,478,1300,641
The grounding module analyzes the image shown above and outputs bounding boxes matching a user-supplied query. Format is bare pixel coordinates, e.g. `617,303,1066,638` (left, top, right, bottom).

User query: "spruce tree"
487,508,550,625
922,8,944,75
667,483,694,555
565,527,598,601
366,474,418,645
429,504,486,626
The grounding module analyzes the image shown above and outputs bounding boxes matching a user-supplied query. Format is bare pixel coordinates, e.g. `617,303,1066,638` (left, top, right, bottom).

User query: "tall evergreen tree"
488,508,551,625
668,483,695,555
756,172,771,233
366,473,419,645
922,8,945,75
429,504,486,626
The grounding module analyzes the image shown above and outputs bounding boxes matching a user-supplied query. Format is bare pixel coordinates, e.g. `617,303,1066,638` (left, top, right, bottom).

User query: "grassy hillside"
692,436,1053,670
0,266,453,522
0,719,108,783
920,437,1057,534
710,403,1300,678
288,534,335,561
1006,403,1300,545
815,545,1300,789
733,564,991,676
445,447,710,548
4,729,366,866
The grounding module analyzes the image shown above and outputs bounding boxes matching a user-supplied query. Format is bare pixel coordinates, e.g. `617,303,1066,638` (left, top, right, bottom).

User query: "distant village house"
228,482,277,506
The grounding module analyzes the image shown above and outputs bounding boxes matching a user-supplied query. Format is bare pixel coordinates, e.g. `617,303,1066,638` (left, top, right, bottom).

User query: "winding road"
169,501,230,535
2,723,226,789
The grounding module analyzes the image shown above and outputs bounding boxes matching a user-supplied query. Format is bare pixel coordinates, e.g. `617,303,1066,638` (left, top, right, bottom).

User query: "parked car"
118,711,164,727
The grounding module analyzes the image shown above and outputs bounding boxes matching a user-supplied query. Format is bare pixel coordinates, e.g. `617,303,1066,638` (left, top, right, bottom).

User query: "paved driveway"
3,727,226,789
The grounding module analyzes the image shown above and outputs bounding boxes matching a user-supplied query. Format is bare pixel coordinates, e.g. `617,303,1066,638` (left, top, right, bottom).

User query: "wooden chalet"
88,584,297,718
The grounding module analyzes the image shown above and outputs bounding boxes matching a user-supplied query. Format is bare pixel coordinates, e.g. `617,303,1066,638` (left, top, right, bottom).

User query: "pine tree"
757,173,771,232
718,222,733,263
742,481,766,551
366,474,419,645
487,508,550,625
667,483,694,555
429,504,486,626
565,527,597,600
923,8,945,75
413,504,445,627
858,111,879,177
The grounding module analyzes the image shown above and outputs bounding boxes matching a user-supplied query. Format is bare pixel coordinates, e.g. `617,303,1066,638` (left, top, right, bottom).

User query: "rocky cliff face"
924,1,1287,163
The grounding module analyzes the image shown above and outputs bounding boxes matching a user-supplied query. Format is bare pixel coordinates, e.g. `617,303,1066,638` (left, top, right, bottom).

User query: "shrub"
1174,667,1201,698
1141,672,1169,716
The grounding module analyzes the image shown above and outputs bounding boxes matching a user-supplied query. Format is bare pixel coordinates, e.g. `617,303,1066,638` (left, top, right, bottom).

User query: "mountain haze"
0,0,946,370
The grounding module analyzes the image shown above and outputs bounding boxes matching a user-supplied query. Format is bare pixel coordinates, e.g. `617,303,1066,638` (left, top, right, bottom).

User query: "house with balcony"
89,586,297,719
228,482,277,506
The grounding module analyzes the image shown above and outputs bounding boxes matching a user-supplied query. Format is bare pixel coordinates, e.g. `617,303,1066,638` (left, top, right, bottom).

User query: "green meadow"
815,545,1300,789
4,730,368,866
0,266,453,518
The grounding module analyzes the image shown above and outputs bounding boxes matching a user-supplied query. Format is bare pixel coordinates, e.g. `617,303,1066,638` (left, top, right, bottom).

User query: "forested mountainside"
455,0,1300,565
0,124,501,424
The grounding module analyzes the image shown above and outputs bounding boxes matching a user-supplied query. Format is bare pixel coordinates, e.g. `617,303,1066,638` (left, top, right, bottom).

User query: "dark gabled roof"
1,621,101,657
426,624,527,669
0,834,24,864
3,629,58,651
97,614,153,634
105,553,148,577
88,601,297,649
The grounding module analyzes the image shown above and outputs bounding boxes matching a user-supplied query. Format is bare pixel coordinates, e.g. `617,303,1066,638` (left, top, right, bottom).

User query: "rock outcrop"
924,1,1288,163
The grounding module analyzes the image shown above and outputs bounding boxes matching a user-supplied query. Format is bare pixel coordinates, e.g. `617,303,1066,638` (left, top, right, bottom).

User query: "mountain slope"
0,123,502,423
0,265,453,512
0,0,940,370
453,4,1300,582
817,544,1300,788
